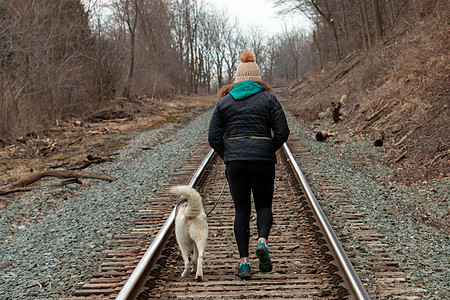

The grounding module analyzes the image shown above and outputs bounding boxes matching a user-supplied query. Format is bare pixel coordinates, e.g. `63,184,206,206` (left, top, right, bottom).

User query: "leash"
207,179,227,217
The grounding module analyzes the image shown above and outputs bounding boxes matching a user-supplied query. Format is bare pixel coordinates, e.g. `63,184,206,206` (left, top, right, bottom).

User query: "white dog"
170,185,208,282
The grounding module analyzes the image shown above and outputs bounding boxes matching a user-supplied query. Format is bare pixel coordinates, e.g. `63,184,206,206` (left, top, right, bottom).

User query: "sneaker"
237,262,251,279
256,241,273,272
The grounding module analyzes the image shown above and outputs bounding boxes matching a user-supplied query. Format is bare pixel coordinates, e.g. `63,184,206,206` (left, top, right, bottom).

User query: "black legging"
225,161,275,258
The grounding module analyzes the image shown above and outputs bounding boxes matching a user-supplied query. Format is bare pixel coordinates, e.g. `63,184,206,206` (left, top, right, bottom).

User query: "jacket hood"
217,80,272,99
230,81,264,100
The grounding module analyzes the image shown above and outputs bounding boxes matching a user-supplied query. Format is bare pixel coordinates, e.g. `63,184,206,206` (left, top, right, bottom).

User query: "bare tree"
121,0,138,99
356,0,370,50
371,0,383,42
208,10,229,88
1,0,439,138
274,0,342,62
247,26,266,66
223,19,246,83
0,0,101,136
171,0,203,93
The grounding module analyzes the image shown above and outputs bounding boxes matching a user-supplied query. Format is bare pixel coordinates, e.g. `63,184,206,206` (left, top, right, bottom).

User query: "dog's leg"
179,246,191,278
192,245,198,272
194,240,206,282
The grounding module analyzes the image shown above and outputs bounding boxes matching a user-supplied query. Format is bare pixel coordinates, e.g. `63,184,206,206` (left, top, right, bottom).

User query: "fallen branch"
427,150,450,166
394,150,408,163
48,178,83,187
0,170,116,195
68,137,83,146
334,56,362,80
366,102,390,121
393,127,419,147
68,157,113,170
0,187,35,195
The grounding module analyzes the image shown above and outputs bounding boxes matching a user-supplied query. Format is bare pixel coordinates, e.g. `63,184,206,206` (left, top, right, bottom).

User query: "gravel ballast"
0,105,448,299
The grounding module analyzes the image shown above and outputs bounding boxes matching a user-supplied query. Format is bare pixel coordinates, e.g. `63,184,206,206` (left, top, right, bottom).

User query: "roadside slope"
284,15,449,185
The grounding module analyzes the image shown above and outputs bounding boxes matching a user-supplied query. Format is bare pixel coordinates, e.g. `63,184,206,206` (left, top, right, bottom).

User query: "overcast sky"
205,0,312,35
83,0,312,35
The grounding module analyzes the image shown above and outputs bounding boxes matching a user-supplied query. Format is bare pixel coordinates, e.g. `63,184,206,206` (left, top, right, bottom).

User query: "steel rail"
283,143,371,299
117,144,370,299
116,148,215,300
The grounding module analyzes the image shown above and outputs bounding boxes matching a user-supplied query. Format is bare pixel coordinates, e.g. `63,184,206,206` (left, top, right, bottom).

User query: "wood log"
316,131,336,142
0,170,116,195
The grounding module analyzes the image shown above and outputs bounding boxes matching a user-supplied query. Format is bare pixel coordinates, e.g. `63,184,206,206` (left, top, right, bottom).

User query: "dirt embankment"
283,16,449,186
0,95,215,207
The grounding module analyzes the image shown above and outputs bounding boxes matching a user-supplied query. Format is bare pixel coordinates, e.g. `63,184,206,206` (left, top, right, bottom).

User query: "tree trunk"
357,0,368,50
361,0,372,49
311,0,341,63
123,0,138,99
330,20,341,63
386,0,395,30
339,0,351,54
371,0,383,42
185,2,194,93
216,56,223,87
312,30,323,70
96,19,104,107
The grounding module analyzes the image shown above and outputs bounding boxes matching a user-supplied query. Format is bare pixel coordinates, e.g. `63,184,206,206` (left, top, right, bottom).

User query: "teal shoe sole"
256,244,273,272
237,263,251,279
238,273,251,279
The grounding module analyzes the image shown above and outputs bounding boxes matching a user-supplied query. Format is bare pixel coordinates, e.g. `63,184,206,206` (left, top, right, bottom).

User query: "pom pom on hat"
235,51,261,83
240,51,255,63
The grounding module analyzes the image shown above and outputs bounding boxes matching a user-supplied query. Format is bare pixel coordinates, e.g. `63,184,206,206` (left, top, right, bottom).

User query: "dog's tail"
170,185,204,217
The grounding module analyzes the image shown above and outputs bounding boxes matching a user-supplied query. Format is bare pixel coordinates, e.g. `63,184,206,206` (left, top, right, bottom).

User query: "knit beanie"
235,51,262,83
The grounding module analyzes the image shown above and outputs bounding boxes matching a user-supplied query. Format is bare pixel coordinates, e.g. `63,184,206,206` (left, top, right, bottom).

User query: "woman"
208,51,290,279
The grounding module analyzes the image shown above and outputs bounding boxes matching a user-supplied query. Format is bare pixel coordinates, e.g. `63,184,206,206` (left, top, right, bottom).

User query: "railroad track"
64,137,425,299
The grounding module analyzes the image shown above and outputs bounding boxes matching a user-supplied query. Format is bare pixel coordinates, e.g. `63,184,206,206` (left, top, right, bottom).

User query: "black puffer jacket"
208,81,290,163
